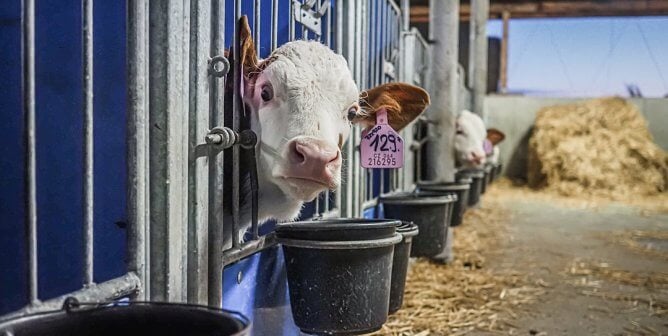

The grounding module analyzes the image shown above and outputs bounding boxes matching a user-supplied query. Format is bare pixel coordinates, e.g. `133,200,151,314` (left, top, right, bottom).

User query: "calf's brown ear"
486,128,506,145
355,83,430,131
239,16,259,78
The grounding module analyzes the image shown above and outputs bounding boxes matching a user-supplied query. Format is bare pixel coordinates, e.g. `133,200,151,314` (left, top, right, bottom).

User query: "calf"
454,110,505,168
224,17,430,238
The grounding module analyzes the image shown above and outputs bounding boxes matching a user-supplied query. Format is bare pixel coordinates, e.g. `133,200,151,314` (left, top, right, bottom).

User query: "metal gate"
1,0,431,323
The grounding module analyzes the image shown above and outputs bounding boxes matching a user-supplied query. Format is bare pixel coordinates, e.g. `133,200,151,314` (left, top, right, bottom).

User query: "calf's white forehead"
455,110,487,154
265,41,359,118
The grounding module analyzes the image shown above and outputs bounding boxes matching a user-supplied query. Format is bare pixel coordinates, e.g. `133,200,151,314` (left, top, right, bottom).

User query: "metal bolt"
237,271,243,284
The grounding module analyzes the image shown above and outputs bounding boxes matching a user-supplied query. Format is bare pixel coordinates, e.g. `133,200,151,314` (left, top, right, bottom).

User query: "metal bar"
325,0,332,46
369,0,376,87
187,0,211,305
289,0,295,40
82,0,95,288
361,198,378,210
469,0,489,117
231,0,241,250
148,0,190,302
22,0,38,305
127,0,150,301
0,273,141,323
425,0,458,183
254,0,261,55
208,0,225,308
222,234,277,266
271,0,278,51
401,0,409,31
500,10,510,94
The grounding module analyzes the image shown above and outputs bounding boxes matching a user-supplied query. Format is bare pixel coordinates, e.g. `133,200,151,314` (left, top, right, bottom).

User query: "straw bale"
527,97,668,199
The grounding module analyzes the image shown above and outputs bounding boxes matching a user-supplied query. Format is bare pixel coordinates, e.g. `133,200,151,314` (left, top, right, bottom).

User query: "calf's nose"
285,139,341,186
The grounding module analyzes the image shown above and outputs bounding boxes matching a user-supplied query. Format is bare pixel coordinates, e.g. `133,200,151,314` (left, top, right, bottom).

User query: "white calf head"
237,17,429,220
455,110,487,168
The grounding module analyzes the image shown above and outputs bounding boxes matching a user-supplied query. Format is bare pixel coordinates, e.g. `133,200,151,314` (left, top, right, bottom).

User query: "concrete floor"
474,196,668,336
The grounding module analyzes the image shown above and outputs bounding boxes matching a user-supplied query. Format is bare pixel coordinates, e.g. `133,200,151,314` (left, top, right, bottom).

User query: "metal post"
22,0,38,304
271,0,278,51
254,0,260,54
468,0,489,117
127,0,150,301
500,10,509,94
82,0,95,288
231,0,241,249
187,0,211,305
149,0,190,302
425,0,458,183
208,0,225,308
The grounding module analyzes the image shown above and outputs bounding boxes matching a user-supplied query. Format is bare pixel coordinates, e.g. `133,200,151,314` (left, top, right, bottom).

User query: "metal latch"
205,127,257,149
293,0,330,37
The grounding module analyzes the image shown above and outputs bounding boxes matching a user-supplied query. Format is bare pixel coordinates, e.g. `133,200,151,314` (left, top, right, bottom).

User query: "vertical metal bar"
187,0,211,305
335,0,343,54
369,0,376,88
254,0,261,55
334,1,343,213
81,0,95,287
325,0,332,47
231,0,241,248
289,0,295,41
208,0,225,308
500,10,510,94
271,0,278,51
342,0,354,217
127,0,150,301
425,0,459,183
149,0,190,302
469,0,489,117
22,0,38,304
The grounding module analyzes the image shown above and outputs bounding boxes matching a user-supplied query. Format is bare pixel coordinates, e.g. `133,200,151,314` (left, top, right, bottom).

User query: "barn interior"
0,0,666,335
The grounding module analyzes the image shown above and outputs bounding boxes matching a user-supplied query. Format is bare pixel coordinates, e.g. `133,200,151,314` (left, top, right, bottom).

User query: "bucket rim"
0,301,251,336
276,218,401,232
277,233,403,249
379,192,456,204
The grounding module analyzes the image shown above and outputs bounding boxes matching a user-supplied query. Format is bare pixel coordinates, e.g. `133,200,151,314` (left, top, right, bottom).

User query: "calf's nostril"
289,141,306,164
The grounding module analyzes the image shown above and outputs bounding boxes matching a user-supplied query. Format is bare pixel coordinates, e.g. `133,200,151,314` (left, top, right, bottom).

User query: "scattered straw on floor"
605,230,668,261
566,259,668,317
527,97,668,200
371,202,545,336
487,178,668,214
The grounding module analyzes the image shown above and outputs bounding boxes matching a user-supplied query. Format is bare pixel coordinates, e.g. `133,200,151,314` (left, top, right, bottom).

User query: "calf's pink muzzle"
284,138,341,188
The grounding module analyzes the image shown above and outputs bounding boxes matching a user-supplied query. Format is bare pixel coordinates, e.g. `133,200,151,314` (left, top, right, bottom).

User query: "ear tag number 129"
360,108,404,168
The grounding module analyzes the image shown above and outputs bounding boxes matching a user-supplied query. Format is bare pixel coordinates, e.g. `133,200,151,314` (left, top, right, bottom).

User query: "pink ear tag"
360,109,404,168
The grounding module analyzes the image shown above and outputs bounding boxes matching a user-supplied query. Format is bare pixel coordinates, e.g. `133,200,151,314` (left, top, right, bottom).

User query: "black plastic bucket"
276,218,402,335
482,164,493,193
456,169,484,207
494,163,503,180
380,192,456,259
0,301,250,336
486,163,497,182
417,181,471,227
389,222,419,314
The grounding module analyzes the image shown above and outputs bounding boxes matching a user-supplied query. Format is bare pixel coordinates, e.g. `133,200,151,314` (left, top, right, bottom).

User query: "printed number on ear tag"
360,109,404,168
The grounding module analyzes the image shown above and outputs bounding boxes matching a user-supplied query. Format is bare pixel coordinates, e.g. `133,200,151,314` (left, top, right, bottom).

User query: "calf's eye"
260,85,273,102
347,107,357,121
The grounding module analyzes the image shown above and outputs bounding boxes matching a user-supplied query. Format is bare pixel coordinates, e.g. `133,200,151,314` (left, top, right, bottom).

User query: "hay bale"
527,97,668,199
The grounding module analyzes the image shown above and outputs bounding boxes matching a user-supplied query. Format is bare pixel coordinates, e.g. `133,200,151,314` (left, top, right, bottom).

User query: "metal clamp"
208,55,230,78
205,127,257,149
293,0,330,36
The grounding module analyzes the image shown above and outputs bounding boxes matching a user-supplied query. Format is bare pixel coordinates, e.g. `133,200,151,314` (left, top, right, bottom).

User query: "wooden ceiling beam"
410,0,668,22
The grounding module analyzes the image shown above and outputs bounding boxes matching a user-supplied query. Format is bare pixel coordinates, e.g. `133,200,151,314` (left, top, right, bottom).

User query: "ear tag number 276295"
360,108,404,168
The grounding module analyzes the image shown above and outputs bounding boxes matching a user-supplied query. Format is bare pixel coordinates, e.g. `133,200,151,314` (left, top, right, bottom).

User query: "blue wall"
0,0,324,322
